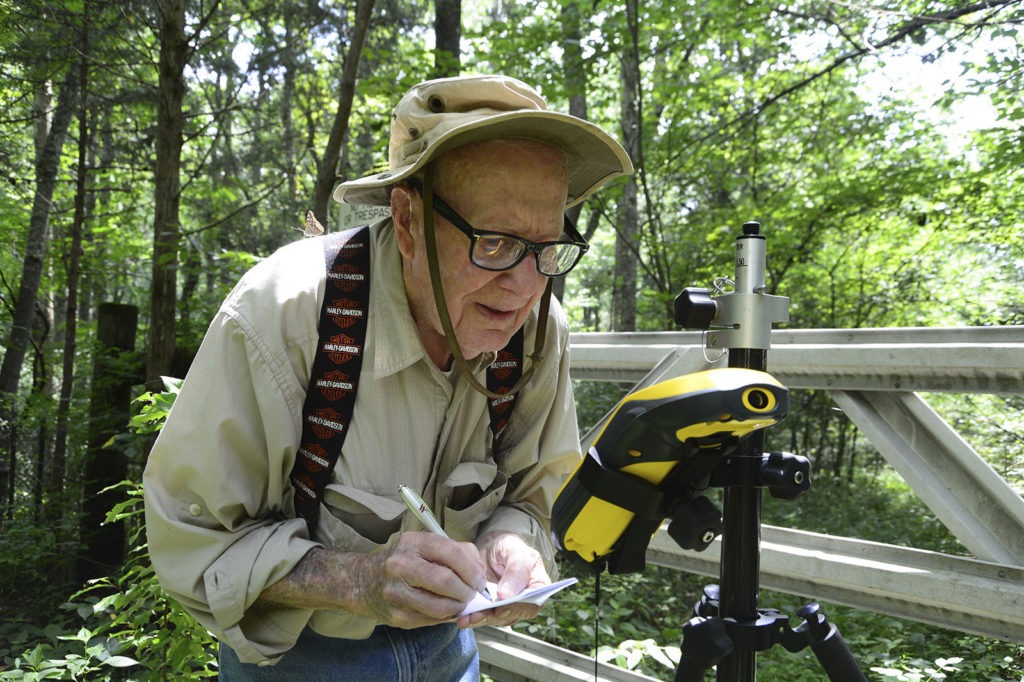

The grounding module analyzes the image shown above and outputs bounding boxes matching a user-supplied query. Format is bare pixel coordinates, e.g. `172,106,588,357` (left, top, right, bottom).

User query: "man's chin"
458,330,517,359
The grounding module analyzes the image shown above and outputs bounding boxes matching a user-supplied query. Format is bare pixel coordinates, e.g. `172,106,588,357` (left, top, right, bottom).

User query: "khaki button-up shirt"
143,223,582,664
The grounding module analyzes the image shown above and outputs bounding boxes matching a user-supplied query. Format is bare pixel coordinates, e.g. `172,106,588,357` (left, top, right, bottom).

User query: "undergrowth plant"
1,379,218,680
0,481,217,681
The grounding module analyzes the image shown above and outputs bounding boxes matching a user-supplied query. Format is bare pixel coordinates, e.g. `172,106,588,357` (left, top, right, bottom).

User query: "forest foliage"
0,0,1022,679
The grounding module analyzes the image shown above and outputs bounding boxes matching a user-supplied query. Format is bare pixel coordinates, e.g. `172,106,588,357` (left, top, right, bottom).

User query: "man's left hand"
457,531,550,629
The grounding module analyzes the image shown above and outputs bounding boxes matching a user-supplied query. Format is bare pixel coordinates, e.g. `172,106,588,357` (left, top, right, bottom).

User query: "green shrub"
0,481,217,680
1,381,217,680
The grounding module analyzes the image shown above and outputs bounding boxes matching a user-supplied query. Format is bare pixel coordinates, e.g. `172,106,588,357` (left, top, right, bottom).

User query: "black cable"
593,569,601,682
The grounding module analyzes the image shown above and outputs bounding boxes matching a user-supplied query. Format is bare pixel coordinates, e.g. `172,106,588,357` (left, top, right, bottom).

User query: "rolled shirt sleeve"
144,238,327,663
144,312,321,662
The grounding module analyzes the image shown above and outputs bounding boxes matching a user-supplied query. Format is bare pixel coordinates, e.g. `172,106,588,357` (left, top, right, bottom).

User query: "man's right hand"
357,531,489,627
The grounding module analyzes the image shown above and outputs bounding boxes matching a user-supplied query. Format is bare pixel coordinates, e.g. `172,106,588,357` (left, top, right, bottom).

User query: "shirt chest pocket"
318,484,407,550
441,461,507,542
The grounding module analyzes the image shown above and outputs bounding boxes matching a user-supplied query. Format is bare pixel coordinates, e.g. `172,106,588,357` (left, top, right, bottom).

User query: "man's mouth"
477,303,518,321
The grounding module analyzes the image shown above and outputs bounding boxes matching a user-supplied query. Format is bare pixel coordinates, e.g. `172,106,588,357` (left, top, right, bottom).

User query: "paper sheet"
459,577,578,616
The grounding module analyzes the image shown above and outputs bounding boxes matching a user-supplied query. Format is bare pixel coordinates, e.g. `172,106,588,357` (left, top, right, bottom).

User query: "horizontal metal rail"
647,525,1024,643
477,626,661,682
569,326,1024,393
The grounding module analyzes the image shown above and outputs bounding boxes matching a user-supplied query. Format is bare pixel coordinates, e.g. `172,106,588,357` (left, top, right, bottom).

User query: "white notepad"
459,577,578,616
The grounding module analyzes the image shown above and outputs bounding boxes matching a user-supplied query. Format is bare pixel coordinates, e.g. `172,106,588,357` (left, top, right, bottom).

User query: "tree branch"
182,170,291,237
759,0,1021,115
686,0,1023,155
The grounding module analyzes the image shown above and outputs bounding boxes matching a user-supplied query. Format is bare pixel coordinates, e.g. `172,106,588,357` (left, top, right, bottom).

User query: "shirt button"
188,503,203,517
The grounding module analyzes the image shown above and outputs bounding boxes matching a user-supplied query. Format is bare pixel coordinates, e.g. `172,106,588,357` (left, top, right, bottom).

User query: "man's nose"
501,253,544,292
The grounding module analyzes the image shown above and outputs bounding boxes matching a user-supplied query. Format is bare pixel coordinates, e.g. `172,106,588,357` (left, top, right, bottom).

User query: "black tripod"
673,222,866,682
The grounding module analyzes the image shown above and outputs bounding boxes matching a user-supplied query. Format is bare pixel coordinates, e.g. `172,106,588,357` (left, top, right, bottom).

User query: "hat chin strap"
420,165,551,400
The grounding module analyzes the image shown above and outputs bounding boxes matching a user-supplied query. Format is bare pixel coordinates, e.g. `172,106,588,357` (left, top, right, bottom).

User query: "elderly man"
144,74,631,680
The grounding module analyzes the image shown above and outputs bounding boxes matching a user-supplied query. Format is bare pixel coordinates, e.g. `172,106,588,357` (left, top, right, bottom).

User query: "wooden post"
76,302,138,582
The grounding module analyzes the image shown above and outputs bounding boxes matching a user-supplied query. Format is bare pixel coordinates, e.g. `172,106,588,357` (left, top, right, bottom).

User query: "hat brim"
333,110,633,208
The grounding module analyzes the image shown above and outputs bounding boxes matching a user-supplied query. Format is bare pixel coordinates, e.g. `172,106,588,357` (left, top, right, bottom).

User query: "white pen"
398,484,493,603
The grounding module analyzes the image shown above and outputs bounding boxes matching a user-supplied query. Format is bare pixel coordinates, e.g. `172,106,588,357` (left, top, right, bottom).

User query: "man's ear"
391,184,418,260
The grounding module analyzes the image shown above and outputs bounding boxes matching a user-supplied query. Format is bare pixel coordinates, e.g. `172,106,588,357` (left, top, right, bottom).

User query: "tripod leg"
797,604,868,682
675,616,733,682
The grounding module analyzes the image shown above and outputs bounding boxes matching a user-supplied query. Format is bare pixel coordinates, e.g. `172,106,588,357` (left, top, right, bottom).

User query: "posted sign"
335,204,392,230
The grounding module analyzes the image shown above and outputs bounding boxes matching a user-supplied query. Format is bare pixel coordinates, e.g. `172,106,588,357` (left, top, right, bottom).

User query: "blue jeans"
218,624,479,681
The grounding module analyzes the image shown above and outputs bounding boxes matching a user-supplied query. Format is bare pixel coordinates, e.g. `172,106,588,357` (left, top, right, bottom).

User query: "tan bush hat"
333,75,633,208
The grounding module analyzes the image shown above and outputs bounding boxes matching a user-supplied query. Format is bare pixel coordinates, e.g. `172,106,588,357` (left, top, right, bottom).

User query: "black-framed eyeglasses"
407,179,590,277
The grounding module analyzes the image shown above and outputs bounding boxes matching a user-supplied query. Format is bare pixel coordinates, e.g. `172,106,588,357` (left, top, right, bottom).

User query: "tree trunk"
613,0,640,332
50,5,92,520
145,0,188,390
312,0,376,222
0,452,10,521
433,0,461,78
555,0,587,303
281,9,298,204
30,307,52,522
77,303,138,583
0,66,79,481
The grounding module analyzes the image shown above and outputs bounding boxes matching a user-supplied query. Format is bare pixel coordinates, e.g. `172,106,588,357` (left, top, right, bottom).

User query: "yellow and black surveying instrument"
553,366,788,573
552,222,867,681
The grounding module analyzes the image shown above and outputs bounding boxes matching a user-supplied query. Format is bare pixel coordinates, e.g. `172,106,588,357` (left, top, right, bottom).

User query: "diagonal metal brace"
832,390,1024,566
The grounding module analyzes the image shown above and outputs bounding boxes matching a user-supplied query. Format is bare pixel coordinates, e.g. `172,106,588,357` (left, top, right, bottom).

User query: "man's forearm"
258,533,494,630
258,547,377,615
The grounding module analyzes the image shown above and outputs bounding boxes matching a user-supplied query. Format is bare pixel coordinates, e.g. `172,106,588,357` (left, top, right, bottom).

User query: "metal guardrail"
571,326,1024,642
479,326,1024,679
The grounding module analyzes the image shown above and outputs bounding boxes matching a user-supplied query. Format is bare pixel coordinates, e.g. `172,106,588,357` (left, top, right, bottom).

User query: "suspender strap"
291,227,526,535
487,328,522,438
291,228,371,532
